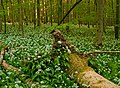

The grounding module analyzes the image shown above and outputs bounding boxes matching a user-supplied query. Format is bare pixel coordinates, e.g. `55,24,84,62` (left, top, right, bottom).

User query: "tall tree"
87,0,90,28
18,0,24,34
9,0,15,26
42,0,45,23
96,0,104,48
45,0,48,24
1,0,6,33
37,0,40,26
50,0,53,26
58,0,62,25
103,0,107,32
66,0,70,23
0,0,2,32
115,0,119,40
111,0,115,26
33,0,36,29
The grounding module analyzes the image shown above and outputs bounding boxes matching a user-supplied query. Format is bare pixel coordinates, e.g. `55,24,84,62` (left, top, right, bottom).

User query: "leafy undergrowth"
0,24,120,87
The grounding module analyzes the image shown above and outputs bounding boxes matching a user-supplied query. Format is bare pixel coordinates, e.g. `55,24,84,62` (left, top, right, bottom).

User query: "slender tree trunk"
37,0,40,26
29,0,32,23
111,0,115,26
88,0,90,28
9,0,15,26
115,0,119,40
18,0,20,28
77,0,81,27
62,0,65,23
21,0,24,35
50,0,53,26
96,0,104,48
23,0,29,25
42,0,45,24
0,0,2,32
103,0,106,33
66,0,70,23
45,0,48,24
58,0,82,25
18,0,24,34
33,0,36,29
58,0,62,25
1,0,6,33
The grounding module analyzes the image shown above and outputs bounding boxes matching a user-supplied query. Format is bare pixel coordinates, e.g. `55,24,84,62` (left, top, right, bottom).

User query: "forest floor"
0,24,120,87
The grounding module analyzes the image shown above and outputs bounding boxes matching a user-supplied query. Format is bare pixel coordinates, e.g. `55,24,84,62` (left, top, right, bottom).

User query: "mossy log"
67,53,120,88
51,30,120,88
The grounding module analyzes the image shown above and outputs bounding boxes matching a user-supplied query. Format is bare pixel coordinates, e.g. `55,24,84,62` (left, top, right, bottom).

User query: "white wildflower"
40,81,44,84
75,71,78,74
38,56,41,58
67,49,71,54
57,41,62,44
15,84,19,88
6,76,9,79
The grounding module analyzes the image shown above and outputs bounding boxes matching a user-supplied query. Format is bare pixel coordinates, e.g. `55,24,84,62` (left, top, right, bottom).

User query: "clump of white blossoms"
66,46,71,54
57,41,62,44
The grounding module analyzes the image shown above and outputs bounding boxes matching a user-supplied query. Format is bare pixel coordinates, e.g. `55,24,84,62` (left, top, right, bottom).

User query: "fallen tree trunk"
1,60,40,87
90,50,120,54
68,53,120,88
50,30,120,88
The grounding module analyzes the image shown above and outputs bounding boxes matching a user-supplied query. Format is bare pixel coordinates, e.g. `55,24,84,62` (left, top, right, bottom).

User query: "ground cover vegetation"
0,24,120,87
0,0,120,87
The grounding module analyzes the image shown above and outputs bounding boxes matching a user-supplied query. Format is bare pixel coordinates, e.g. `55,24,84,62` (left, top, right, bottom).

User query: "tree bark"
51,30,120,88
88,0,90,28
33,0,36,29
37,0,40,26
0,0,2,32
68,53,120,88
58,0,83,25
1,0,6,33
9,0,15,26
45,0,48,24
58,0,62,25
96,0,104,48
18,0,24,33
50,0,53,26
115,0,119,40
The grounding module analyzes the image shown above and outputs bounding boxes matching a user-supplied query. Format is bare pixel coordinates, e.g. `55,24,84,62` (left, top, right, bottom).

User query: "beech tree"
1,0,6,33
115,0,119,40
96,0,104,48
18,0,24,33
33,0,36,29
37,0,40,26
0,0,2,32
58,0,62,25
9,0,15,26
87,0,90,28
50,0,53,26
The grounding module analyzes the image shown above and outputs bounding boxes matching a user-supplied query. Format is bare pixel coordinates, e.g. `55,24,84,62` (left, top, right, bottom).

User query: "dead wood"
51,30,120,88
1,60,40,87
90,50,120,54
58,0,83,25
